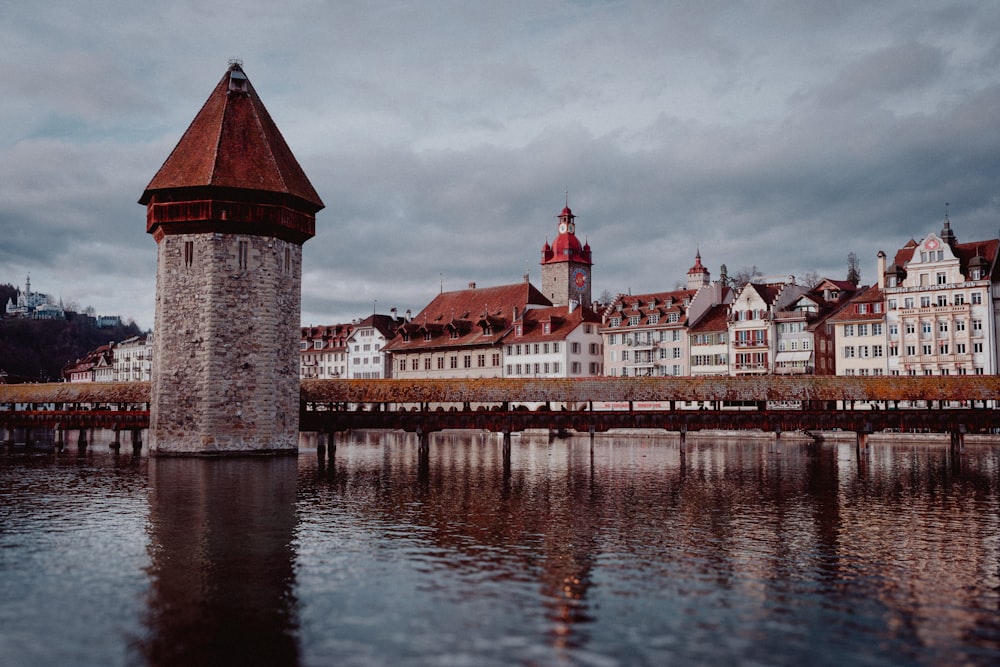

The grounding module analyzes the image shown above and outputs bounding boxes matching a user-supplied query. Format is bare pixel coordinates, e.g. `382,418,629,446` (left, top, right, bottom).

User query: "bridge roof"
302,376,1000,404
4,376,1000,407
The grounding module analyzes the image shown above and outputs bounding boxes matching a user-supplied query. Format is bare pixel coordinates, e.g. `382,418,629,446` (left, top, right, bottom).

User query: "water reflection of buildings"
314,432,999,659
139,458,300,665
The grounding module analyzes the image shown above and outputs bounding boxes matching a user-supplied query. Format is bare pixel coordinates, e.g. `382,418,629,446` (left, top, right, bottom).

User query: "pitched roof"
386,281,551,352
828,286,885,323
688,303,730,333
510,305,601,344
140,63,323,211
350,314,405,340
602,289,696,327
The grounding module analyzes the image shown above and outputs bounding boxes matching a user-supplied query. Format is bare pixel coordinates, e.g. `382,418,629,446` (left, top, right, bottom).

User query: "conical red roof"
139,63,323,211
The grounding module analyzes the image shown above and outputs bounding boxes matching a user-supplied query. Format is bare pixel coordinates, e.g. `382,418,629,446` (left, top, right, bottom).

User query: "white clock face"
559,222,568,234
567,223,575,234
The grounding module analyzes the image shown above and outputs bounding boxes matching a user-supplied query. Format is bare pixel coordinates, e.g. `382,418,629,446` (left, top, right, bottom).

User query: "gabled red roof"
828,286,885,323
386,281,552,352
510,305,601,344
140,63,323,211
689,303,730,333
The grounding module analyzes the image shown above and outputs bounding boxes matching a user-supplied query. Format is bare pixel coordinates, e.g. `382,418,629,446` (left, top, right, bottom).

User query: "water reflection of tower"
139,458,300,664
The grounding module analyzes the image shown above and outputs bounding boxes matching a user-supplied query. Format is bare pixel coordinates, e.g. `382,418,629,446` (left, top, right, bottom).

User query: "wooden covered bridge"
2,376,999,451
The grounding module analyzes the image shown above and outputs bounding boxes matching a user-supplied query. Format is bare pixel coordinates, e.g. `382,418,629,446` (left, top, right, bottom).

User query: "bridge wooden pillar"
131,428,142,456
950,424,966,454
110,427,122,453
856,421,872,454
77,428,88,455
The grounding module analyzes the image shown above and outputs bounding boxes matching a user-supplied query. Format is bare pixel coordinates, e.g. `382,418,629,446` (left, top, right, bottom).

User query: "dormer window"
449,329,460,339
971,269,981,280
542,322,551,334
228,67,249,94
424,332,433,341
648,314,659,324
632,302,639,311
629,315,641,326
647,300,656,310
515,324,523,336
314,341,324,350
610,317,621,327
668,313,679,323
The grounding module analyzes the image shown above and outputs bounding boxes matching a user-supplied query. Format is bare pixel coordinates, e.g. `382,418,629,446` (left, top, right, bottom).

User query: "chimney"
876,250,886,289
468,282,476,289
405,309,412,322
523,273,530,283
569,299,577,313
513,305,519,321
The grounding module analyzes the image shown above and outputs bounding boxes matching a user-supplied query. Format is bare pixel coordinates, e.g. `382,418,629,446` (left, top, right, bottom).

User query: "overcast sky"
2,1,999,330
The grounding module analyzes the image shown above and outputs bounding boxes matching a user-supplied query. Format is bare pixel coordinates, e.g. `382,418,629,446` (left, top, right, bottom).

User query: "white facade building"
882,220,999,376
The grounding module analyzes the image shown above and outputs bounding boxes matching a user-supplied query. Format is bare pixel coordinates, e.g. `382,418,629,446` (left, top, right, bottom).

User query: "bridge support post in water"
110,428,121,453
56,427,64,453
417,427,430,452
679,424,687,452
131,429,142,456
950,424,966,454
856,421,872,455
77,428,88,455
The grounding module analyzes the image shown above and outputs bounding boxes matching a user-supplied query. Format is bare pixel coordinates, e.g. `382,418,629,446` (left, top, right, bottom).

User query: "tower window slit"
184,241,194,268
238,240,249,269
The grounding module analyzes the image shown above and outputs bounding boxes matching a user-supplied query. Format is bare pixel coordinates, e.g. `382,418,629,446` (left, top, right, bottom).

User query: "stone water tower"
140,61,324,455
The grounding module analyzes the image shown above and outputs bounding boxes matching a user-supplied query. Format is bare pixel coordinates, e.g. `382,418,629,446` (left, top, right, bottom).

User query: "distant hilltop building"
5,276,64,320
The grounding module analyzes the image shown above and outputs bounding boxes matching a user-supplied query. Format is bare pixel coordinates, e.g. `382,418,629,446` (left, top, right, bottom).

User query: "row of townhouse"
306,202,1000,382
300,314,404,379
602,265,858,377
63,334,154,383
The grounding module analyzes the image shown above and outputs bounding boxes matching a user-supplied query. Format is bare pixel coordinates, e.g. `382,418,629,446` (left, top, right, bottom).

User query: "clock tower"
540,202,592,307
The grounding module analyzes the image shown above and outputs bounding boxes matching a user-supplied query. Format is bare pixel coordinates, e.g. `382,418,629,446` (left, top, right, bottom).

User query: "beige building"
882,219,999,376
829,286,887,376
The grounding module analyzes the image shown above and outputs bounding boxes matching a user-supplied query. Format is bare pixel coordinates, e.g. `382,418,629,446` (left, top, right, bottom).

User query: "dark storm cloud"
2,1,1000,328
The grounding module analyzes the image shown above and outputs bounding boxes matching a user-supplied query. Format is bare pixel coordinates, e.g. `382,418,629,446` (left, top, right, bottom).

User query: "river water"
1,431,999,666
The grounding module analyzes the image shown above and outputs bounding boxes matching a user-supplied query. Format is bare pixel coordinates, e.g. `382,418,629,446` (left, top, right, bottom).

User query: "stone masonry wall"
150,232,302,454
